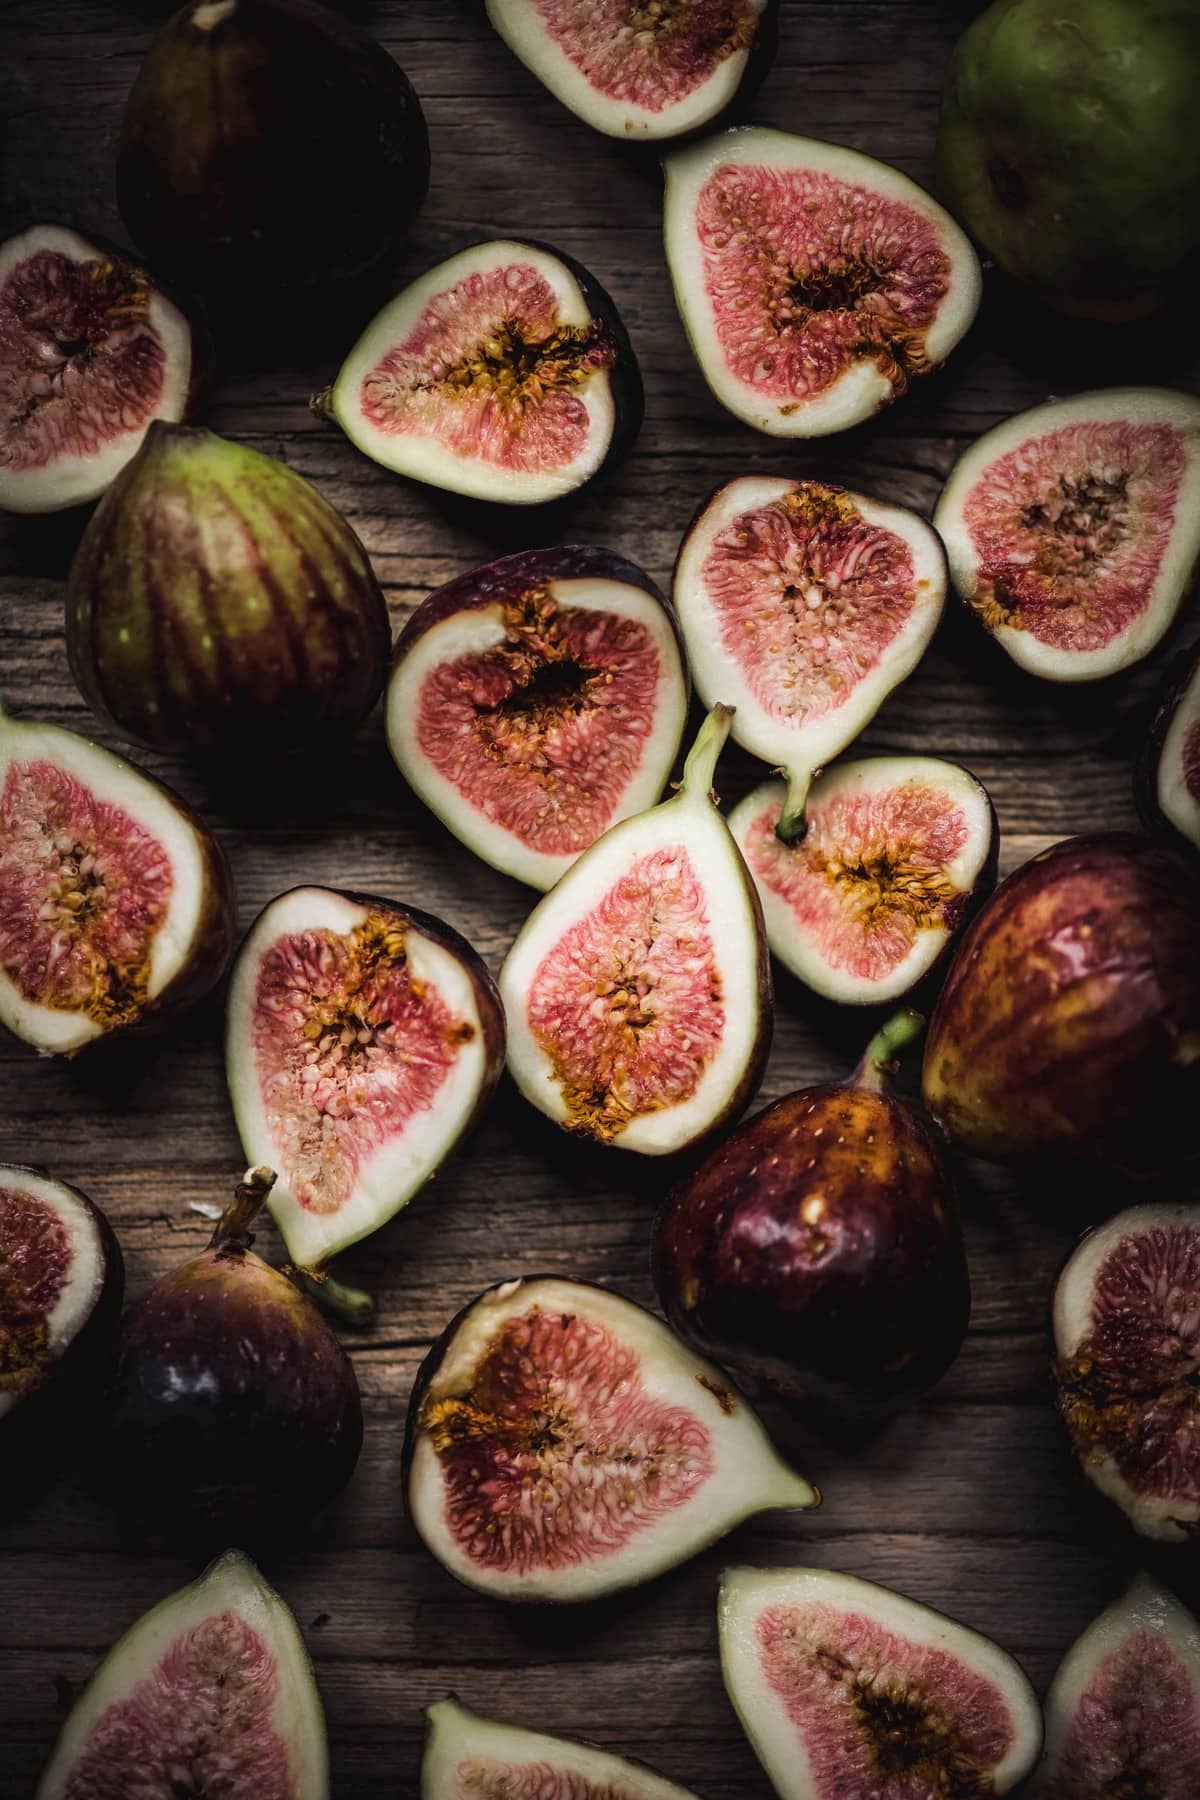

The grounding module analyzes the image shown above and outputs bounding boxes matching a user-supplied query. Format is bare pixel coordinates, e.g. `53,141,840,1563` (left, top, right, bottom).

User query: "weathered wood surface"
2,2,1198,1794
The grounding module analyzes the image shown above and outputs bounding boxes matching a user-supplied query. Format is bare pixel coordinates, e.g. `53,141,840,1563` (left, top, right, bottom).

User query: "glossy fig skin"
922,833,1200,1175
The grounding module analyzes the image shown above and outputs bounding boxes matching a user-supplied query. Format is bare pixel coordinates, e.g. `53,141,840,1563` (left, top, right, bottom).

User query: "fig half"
719,1566,1042,1800
729,756,996,1002
37,1549,328,1799
499,704,771,1155
404,1276,815,1604
0,702,234,1056
1138,638,1200,853
317,239,642,505
386,546,689,889
422,1697,697,1799
935,387,1200,681
674,478,947,839
663,128,982,438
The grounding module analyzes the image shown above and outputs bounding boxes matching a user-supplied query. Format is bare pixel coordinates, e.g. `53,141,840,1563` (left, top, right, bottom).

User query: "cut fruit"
1053,1202,1200,1542
0,703,234,1056
663,128,981,438
719,1566,1042,1800
935,387,1200,681
317,239,642,504
37,1549,328,1800
227,887,505,1271
674,478,947,837
484,0,776,142
404,1276,815,1604
499,704,771,1155
1139,639,1200,853
1036,1575,1200,1797
422,1697,698,1799
729,757,996,1002
0,223,197,514
386,545,689,889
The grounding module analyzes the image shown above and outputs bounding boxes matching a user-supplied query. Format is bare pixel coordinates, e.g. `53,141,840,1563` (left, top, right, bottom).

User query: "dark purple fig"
0,703,234,1056
719,1566,1042,1799
499,704,772,1155
1138,638,1200,853
37,1549,328,1799
386,545,689,889
404,1275,815,1604
655,1012,969,1406
922,833,1200,1176
104,1167,362,1549
316,239,642,505
422,1697,697,1799
66,422,391,760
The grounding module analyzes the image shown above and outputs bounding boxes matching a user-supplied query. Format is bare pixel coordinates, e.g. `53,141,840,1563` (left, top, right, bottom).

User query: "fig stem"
311,386,334,421
292,1268,377,1329
210,1165,277,1251
854,1009,925,1092
775,766,813,844
681,703,735,804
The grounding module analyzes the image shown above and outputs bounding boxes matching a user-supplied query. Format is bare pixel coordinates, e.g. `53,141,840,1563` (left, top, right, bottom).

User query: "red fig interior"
1146,643,1200,850
422,1696,698,1798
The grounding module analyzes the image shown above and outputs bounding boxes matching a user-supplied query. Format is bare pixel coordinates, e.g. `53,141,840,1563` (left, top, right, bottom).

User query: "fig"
0,702,234,1056
674,478,947,839
484,0,776,143
66,422,391,759
422,1696,697,1799
0,223,199,515
655,1011,969,1405
499,703,771,1155
934,387,1200,682
1036,1574,1200,1795
1138,639,1200,854
719,1565,1042,1800
729,757,997,1003
225,886,505,1273
386,545,689,889
404,1275,815,1604
663,128,982,438
104,1166,362,1547
316,239,642,505
1052,1202,1200,1542
921,833,1200,1175
37,1548,328,1799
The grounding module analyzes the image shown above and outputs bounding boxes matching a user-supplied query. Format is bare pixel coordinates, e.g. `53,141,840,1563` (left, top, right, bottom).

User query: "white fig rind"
1156,654,1200,848
422,1696,698,1798
0,1166,112,1423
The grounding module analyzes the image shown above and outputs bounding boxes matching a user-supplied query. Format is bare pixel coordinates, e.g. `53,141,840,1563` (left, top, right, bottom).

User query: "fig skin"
922,833,1200,1176
1136,639,1200,855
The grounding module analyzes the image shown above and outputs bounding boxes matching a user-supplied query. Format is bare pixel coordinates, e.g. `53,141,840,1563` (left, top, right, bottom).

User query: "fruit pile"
3,0,1200,1795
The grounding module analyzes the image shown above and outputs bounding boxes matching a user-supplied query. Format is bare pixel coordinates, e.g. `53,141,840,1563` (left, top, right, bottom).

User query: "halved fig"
386,546,689,889
226,887,505,1272
1139,639,1200,853
1053,1202,1200,1542
37,1549,328,1799
0,223,198,514
1036,1575,1200,1797
935,387,1200,681
0,703,234,1056
719,1566,1042,1800
663,129,982,438
422,1696,698,1799
484,0,776,142
404,1276,815,1604
316,239,642,504
728,756,996,1003
674,478,947,838
499,704,771,1154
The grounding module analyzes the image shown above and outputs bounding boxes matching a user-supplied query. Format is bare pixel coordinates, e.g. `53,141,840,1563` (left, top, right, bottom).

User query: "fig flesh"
934,387,1200,682
0,223,198,515
674,478,947,838
484,0,776,142
729,756,996,1002
66,422,391,758
1052,1203,1200,1542
0,702,234,1056
1139,639,1200,854
226,886,505,1272
37,1548,328,1800
499,704,771,1155
719,1566,1042,1800
422,1697,697,1799
317,239,642,504
404,1275,815,1603
921,833,1200,1175
386,545,689,889
663,128,982,438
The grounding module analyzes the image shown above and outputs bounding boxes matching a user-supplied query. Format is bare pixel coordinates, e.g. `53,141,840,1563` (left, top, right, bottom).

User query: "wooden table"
2,3,1197,1794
